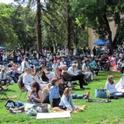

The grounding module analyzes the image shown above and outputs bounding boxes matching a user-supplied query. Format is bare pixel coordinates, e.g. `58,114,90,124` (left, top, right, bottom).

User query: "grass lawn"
0,72,124,124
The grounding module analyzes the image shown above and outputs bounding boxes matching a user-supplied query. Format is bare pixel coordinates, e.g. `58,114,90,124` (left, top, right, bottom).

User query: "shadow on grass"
6,89,16,93
73,87,90,91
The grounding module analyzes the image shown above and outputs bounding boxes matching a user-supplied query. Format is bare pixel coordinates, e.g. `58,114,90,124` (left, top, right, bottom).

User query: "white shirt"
23,73,34,86
33,74,47,84
67,67,79,76
82,63,88,71
59,95,75,111
116,78,124,92
0,71,8,80
21,60,30,72
105,81,117,94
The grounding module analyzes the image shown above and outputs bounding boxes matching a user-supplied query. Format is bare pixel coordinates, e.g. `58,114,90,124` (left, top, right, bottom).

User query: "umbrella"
95,39,106,46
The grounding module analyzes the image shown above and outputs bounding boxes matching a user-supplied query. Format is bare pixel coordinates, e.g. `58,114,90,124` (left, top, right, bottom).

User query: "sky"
0,0,14,4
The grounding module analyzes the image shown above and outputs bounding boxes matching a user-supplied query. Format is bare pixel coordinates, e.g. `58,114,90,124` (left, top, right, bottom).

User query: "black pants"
121,67,124,73
43,95,50,104
52,98,60,107
70,74,86,88
62,72,86,89
59,105,67,110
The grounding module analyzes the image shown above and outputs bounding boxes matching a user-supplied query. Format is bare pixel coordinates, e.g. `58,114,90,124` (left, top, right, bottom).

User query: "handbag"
95,89,107,98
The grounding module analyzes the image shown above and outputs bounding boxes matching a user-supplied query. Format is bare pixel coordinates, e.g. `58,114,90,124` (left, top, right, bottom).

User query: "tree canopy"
1,0,124,51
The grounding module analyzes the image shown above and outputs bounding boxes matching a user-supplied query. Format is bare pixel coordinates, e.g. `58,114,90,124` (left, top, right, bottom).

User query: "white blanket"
36,111,71,119
116,78,124,92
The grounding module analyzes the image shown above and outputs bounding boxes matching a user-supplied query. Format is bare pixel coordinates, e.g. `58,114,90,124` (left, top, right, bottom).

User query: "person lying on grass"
105,75,124,98
58,87,86,113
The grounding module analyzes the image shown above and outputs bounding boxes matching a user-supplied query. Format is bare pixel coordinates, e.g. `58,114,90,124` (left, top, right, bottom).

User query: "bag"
5,100,15,109
95,89,107,98
26,104,49,116
35,104,49,113
5,100,24,109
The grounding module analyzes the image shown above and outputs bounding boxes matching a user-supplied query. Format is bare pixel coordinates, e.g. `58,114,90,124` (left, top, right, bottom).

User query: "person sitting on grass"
66,62,87,89
22,68,34,91
105,75,124,98
28,82,44,103
59,87,86,113
42,83,52,104
49,77,61,107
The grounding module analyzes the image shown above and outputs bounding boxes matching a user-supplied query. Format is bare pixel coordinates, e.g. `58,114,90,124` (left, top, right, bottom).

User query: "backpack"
5,100,24,109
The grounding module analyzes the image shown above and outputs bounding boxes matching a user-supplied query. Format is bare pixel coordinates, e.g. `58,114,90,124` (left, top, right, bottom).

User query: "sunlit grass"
0,72,124,124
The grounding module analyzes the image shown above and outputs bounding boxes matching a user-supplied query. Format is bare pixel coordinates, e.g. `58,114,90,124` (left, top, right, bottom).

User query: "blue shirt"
49,85,60,103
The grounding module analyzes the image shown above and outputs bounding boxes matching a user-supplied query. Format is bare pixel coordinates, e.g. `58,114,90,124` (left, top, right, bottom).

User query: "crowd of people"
0,44,124,112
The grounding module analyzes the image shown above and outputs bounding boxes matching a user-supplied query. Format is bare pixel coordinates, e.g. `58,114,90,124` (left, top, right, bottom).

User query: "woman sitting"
59,87,85,112
105,75,124,98
28,82,44,103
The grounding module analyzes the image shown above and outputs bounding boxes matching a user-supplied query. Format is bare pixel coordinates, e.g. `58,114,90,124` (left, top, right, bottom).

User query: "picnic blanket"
36,111,71,119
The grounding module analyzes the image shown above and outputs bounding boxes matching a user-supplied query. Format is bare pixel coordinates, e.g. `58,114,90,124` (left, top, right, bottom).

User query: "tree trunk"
103,14,112,44
66,0,72,54
112,12,121,48
36,0,42,53
103,14,113,54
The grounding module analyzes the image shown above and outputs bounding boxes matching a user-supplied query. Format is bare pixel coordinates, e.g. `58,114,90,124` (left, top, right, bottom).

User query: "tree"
11,6,35,50
14,0,43,52
36,0,42,52
74,0,124,50
0,4,18,48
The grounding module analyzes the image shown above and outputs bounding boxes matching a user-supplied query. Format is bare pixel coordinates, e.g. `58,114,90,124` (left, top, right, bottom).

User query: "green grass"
0,72,124,124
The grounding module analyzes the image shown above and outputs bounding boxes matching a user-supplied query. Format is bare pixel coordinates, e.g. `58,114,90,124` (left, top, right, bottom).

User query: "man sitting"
82,60,94,82
62,62,87,89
